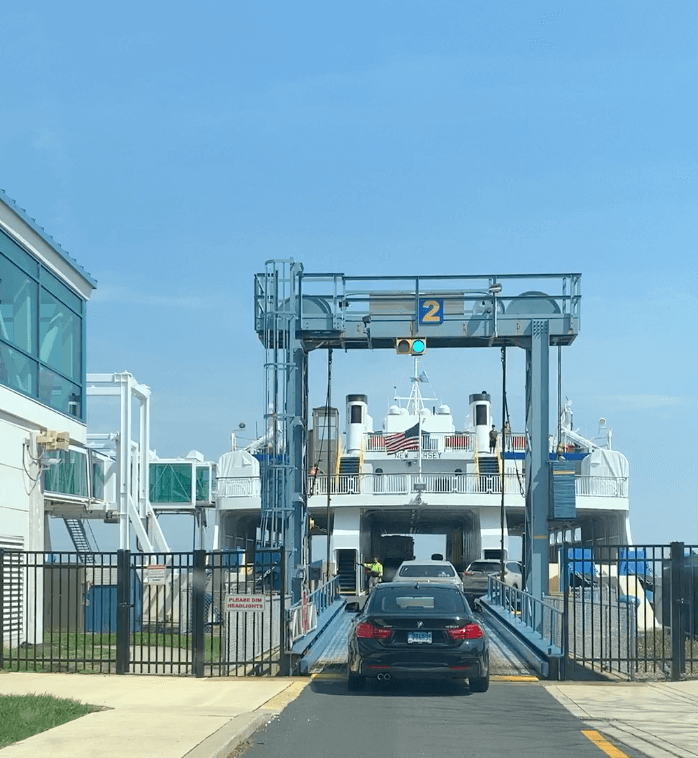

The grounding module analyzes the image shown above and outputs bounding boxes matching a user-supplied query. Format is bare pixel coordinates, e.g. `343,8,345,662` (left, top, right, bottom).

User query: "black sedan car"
346,582,489,692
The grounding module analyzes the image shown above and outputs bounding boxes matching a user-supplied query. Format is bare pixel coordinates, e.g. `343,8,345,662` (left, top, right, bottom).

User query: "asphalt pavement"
0,672,697,758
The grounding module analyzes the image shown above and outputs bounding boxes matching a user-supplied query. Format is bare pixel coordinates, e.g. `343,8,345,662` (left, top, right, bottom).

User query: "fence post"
670,541,685,681
279,548,288,676
116,549,131,675
192,550,206,678
561,544,569,680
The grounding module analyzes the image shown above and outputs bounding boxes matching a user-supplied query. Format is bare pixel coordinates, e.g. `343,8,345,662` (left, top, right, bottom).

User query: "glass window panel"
91,454,106,500
43,450,88,497
38,367,81,417
40,289,81,381
41,268,82,314
149,463,192,503
196,465,211,502
0,230,39,277
0,253,37,354
0,342,37,395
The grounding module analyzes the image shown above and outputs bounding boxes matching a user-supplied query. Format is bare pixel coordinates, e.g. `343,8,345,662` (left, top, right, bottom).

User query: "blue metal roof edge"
0,188,98,288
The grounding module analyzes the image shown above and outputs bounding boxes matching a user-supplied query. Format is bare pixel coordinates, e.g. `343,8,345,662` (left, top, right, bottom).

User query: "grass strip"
0,693,98,748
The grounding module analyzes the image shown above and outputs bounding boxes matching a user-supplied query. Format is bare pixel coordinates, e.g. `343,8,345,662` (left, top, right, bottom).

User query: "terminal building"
0,189,96,558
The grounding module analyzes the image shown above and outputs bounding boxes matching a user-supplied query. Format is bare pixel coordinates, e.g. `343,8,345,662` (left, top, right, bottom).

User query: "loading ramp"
300,604,537,678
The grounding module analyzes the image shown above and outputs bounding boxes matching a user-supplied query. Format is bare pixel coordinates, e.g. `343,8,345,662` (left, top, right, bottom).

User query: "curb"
184,710,276,758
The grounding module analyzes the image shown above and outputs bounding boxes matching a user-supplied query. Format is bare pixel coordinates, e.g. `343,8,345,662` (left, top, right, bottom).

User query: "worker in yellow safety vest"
364,558,384,591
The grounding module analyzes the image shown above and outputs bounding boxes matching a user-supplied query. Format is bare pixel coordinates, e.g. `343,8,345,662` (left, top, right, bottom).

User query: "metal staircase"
63,518,95,563
477,454,500,493
338,456,360,493
338,456,360,476
478,456,500,476
337,550,357,593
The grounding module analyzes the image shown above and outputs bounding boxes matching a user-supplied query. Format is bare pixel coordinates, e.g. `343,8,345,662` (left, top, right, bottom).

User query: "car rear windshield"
370,587,468,614
468,562,500,573
398,564,456,578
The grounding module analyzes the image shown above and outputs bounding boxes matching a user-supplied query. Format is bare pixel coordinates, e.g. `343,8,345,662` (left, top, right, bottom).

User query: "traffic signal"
395,338,427,355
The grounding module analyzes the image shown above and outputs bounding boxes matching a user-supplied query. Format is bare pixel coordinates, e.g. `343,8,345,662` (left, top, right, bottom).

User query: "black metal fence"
0,548,286,677
558,542,698,680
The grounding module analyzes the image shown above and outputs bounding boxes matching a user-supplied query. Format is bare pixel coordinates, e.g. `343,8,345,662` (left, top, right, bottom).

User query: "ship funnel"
346,394,372,454
469,392,492,453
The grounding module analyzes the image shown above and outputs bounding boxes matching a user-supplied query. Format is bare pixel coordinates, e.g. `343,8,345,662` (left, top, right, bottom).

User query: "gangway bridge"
297,600,538,679
288,576,562,680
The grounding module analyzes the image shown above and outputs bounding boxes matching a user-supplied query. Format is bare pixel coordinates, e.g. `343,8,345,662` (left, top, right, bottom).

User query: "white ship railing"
307,473,522,496
215,473,628,500
307,473,627,498
365,432,528,453
575,475,628,498
365,432,476,453
216,477,261,498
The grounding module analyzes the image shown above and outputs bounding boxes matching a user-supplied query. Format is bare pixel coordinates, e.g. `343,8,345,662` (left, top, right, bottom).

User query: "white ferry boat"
214,363,629,594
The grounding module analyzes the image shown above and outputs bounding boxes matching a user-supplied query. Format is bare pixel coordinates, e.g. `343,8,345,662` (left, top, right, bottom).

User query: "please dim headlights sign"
225,595,265,612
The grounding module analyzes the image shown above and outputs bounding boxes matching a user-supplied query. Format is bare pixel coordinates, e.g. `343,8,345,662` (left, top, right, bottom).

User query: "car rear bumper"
359,660,486,679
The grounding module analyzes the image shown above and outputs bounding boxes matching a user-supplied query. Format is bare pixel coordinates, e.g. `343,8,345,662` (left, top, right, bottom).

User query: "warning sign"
225,595,265,612
144,564,167,585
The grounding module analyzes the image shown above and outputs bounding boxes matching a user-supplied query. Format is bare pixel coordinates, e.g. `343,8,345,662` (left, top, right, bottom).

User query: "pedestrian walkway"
0,673,308,758
546,681,698,758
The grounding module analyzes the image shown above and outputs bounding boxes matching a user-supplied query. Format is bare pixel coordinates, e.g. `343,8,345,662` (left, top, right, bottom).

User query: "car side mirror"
345,601,361,613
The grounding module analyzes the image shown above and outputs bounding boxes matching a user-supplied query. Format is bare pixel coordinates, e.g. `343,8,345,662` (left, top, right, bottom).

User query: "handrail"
487,576,564,654
287,576,341,644
215,473,627,499
215,477,261,497
306,472,625,498
575,475,628,497
365,431,478,453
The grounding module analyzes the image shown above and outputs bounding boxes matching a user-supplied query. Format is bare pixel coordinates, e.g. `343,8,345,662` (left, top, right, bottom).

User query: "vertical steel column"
116,549,131,675
289,341,308,601
119,377,132,550
670,541,685,681
260,260,308,604
561,544,569,680
525,319,550,604
279,547,289,676
192,549,206,678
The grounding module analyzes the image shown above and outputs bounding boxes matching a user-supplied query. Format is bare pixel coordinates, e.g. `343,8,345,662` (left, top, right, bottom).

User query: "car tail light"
447,623,483,640
356,622,392,640
462,571,473,576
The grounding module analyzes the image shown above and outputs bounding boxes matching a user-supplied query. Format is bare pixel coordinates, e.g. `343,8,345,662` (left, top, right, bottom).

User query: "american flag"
385,423,420,454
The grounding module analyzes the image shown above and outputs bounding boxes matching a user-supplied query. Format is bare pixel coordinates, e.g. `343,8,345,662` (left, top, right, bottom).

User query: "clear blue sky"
2,2,696,546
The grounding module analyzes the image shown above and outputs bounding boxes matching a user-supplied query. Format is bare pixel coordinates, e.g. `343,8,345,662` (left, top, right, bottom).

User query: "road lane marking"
492,675,538,682
582,729,631,758
262,681,308,711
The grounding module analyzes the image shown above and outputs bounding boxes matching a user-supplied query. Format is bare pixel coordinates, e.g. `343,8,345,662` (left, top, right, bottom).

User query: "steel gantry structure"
254,261,581,603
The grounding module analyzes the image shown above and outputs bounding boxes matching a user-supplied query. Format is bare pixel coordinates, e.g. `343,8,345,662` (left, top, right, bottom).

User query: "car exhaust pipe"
377,673,384,680
383,673,391,681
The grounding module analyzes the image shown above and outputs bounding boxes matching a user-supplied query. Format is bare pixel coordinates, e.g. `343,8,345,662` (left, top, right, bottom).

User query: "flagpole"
415,356,423,481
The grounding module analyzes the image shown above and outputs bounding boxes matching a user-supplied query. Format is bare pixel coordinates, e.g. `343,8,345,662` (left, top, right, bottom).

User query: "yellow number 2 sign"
418,298,444,325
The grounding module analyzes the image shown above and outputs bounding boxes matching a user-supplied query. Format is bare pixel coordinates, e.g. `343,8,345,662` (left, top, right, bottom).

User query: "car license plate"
407,631,432,644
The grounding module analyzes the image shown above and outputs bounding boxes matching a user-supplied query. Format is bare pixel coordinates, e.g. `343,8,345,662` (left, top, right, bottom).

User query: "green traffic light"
412,339,426,354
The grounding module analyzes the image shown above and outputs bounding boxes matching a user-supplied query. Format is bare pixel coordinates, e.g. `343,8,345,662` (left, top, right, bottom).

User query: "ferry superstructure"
214,365,629,593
